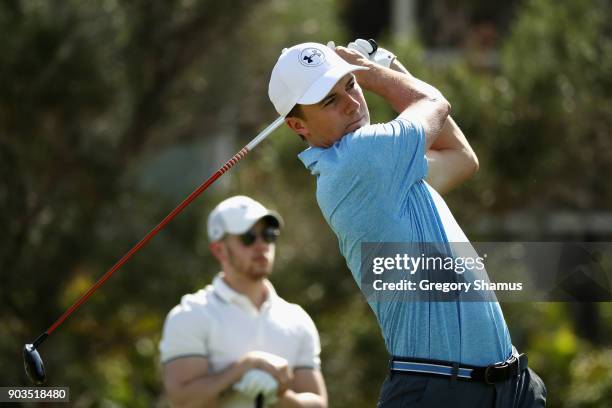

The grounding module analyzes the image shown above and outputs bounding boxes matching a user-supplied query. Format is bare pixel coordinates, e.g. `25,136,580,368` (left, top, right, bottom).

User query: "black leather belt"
390,353,528,385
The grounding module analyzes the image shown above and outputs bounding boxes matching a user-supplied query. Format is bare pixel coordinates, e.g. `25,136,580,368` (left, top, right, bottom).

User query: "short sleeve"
159,304,209,364
293,307,322,370
342,117,428,192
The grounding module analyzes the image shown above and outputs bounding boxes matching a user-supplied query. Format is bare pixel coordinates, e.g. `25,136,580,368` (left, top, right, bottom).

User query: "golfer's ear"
285,117,309,140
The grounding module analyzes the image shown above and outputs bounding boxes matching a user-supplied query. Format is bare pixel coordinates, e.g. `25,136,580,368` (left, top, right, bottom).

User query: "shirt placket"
255,302,271,349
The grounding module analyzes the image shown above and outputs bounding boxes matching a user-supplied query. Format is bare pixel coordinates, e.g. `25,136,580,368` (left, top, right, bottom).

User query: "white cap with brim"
207,195,284,242
268,42,369,117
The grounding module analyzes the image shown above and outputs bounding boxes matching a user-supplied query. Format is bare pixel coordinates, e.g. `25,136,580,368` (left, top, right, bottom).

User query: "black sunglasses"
239,226,280,246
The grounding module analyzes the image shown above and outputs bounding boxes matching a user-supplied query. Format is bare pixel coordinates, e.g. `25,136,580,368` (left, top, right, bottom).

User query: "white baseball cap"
207,196,284,242
268,42,369,117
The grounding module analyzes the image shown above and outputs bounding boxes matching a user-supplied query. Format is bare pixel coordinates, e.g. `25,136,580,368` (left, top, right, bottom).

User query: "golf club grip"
255,393,264,408
46,147,250,335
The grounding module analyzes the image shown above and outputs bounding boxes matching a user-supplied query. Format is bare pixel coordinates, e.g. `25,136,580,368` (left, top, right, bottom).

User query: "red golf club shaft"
47,148,246,334
44,117,284,336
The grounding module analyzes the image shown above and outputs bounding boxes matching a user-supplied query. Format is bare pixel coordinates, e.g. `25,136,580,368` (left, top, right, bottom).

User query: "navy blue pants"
377,367,546,407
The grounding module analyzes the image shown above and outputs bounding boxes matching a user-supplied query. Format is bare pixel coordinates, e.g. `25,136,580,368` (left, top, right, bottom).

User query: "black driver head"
367,39,379,54
23,344,46,385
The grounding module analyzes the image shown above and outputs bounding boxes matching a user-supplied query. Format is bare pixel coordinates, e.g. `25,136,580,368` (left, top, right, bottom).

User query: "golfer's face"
223,220,276,280
301,74,370,147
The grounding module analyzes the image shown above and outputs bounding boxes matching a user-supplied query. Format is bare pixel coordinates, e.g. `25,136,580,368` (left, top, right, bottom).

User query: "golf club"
23,116,285,385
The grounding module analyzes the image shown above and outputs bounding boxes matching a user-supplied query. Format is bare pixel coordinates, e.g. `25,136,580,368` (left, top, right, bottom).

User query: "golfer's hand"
328,45,379,89
242,351,293,395
326,40,370,67
347,38,396,68
233,369,278,405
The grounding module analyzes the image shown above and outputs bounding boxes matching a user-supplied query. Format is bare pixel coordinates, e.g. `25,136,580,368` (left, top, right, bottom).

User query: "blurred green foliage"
1,0,611,407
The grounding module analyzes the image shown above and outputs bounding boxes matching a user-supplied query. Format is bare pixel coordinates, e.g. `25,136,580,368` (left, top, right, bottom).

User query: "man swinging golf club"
160,196,327,408
268,39,546,407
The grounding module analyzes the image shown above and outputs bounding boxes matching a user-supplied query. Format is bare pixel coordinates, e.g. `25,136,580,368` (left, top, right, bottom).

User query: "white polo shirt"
159,274,321,406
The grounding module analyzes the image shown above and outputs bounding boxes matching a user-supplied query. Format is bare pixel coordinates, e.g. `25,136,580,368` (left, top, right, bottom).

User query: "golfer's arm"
425,117,479,194
163,357,249,408
278,369,328,408
389,60,479,194
357,62,450,148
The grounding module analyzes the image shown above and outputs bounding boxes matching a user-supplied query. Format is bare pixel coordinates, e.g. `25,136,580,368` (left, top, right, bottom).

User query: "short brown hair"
286,104,305,119
286,104,306,141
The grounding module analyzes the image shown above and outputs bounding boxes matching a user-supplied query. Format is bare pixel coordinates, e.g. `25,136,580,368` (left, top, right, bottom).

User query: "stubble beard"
227,246,272,282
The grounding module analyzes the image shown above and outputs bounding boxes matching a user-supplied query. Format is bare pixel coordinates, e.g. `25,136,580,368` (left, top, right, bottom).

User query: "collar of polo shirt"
213,274,278,310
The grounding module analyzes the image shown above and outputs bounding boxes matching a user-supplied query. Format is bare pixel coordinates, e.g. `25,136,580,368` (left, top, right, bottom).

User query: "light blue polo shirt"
298,117,512,366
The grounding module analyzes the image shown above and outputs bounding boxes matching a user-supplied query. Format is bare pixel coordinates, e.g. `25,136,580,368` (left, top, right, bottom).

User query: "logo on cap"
299,48,325,67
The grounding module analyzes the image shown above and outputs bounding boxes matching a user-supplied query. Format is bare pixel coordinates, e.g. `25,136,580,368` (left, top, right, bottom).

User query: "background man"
159,195,327,408
268,40,546,407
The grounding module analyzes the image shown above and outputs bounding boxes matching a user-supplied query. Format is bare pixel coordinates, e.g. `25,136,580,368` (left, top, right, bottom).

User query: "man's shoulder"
334,118,422,152
353,117,421,137
166,285,215,320
299,119,419,171
271,296,317,328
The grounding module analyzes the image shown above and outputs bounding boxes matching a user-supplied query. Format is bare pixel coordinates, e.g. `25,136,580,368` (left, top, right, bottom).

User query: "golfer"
159,195,327,408
268,40,546,407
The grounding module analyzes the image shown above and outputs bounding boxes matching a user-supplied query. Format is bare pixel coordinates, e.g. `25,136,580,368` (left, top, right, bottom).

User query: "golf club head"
23,344,46,385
